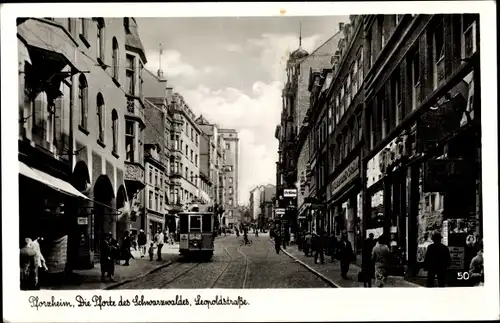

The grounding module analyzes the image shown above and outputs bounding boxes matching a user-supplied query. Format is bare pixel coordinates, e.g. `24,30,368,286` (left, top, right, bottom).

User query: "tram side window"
190,216,202,232
202,214,212,232
179,216,188,233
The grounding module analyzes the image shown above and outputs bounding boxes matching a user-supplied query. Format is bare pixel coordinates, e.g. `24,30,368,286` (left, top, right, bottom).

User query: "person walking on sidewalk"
274,230,282,254
338,231,354,279
424,230,451,287
304,232,312,257
100,233,115,281
138,229,147,258
155,229,164,261
313,231,325,264
362,233,376,287
329,232,339,262
121,231,134,266
372,234,390,287
148,242,155,261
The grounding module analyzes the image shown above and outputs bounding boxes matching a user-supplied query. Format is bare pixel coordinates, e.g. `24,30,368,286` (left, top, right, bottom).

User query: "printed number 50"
457,272,470,280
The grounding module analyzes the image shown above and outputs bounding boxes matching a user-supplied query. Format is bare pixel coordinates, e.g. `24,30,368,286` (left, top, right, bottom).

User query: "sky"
136,16,349,205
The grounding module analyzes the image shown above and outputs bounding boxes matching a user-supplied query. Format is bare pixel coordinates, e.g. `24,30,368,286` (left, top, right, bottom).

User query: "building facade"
249,185,264,222
259,184,276,230
144,144,166,241
361,14,481,280
170,93,201,207
18,17,147,271
220,129,239,227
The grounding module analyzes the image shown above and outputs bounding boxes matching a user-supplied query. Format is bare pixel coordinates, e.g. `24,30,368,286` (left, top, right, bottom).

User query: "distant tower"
157,43,164,78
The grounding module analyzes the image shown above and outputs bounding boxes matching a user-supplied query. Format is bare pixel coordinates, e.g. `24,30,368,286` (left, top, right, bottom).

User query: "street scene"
17,13,483,291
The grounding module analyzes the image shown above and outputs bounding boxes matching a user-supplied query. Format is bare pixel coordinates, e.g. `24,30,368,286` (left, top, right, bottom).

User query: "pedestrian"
304,232,312,257
20,237,38,290
100,233,114,281
138,229,147,258
155,229,164,261
30,237,48,272
362,233,376,287
372,234,390,288
313,231,325,264
338,230,354,279
148,242,155,261
274,230,282,254
121,231,134,266
424,230,451,287
329,232,338,262
469,247,484,286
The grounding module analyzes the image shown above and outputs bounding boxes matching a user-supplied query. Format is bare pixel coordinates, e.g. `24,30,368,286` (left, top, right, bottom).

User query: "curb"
105,260,173,290
268,239,340,288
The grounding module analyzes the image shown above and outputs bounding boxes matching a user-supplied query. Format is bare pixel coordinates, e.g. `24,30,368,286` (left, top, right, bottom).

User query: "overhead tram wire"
24,27,170,147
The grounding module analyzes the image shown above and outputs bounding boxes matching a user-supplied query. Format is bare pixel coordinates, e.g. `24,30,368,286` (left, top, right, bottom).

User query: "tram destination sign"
283,189,297,198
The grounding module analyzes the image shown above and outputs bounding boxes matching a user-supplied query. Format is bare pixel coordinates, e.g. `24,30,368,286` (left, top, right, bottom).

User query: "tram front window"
190,215,201,232
179,216,188,233
202,214,212,232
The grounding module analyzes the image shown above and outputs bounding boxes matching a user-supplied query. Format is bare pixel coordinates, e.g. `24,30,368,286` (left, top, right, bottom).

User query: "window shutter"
54,96,63,149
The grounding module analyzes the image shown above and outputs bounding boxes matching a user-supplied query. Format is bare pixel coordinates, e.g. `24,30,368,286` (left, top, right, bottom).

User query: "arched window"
97,93,105,143
112,37,119,81
112,109,118,154
95,18,105,63
78,74,88,129
123,18,130,33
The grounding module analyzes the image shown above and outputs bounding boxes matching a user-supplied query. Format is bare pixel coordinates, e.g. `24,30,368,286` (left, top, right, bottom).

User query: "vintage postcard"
1,1,498,322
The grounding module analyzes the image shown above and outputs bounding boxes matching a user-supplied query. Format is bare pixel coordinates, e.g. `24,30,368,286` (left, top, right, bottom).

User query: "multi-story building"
170,93,201,207
249,185,264,222
220,129,239,227
143,143,166,241
302,18,365,252
277,27,343,236
259,184,276,230
17,17,146,271
198,131,213,205
360,14,481,282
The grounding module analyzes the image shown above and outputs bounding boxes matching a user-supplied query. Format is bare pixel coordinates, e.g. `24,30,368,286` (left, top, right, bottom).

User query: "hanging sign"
283,189,297,198
77,217,88,225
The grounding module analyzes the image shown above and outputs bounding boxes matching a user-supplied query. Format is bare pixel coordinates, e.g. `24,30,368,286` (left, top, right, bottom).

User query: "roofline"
297,29,343,64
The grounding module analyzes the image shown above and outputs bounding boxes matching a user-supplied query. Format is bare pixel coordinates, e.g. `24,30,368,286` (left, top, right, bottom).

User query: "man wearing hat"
138,229,147,258
424,230,451,287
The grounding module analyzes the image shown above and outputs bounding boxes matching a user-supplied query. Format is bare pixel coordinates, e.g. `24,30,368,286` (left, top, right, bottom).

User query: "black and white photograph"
2,2,498,322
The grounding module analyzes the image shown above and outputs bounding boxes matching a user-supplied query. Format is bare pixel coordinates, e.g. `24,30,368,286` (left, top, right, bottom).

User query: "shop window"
111,109,118,154
126,55,135,95
95,18,105,64
432,17,446,90
96,93,105,144
78,74,88,130
112,37,119,81
125,121,135,162
368,189,384,232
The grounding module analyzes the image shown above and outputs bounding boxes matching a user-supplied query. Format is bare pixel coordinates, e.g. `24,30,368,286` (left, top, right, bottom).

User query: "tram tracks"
208,244,249,289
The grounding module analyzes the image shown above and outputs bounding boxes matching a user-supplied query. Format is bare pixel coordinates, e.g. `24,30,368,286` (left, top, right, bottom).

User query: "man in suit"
338,230,354,279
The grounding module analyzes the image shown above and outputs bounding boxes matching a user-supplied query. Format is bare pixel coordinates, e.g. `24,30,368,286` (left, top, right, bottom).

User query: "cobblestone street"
116,234,331,289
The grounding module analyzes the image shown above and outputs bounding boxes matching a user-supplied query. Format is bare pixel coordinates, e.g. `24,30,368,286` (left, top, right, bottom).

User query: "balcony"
170,170,183,178
125,161,145,192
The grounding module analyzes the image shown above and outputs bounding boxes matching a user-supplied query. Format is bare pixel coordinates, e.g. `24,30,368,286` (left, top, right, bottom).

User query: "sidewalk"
41,251,177,290
280,242,421,288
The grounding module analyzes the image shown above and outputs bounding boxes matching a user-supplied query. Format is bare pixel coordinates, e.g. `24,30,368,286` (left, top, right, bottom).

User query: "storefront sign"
423,159,472,192
329,157,359,198
275,208,285,215
366,135,408,188
283,189,297,198
448,246,465,270
77,217,88,225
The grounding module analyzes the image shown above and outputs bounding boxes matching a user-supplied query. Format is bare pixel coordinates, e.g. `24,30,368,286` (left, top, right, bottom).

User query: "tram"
178,200,216,260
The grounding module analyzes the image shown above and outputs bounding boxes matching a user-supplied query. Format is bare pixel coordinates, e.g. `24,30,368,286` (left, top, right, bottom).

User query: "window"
112,37,119,81
346,74,351,107
160,196,163,210
185,167,188,178
356,111,363,142
96,19,105,63
195,154,198,166
229,198,233,206
352,61,358,95
410,48,421,110
80,18,88,39
195,134,199,145
343,128,349,157
185,145,188,155
328,103,333,134
112,109,118,154
335,95,340,124
155,193,159,210
229,187,233,194
125,121,135,162
190,128,194,141
432,17,445,90
155,170,158,186
149,166,153,184
392,68,402,126
190,215,202,232
126,55,135,95
226,143,230,150
123,18,130,34
78,74,88,129
337,135,343,162
139,61,144,97
149,191,153,209
190,149,193,162
190,171,194,182
379,15,386,48
229,177,233,184
350,119,357,150
96,93,105,143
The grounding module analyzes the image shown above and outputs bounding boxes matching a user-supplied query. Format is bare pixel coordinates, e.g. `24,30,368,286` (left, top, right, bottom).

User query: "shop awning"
19,161,89,200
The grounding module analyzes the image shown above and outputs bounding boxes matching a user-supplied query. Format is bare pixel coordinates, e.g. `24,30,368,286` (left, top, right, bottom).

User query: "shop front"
326,156,362,252
147,210,165,242
363,63,481,282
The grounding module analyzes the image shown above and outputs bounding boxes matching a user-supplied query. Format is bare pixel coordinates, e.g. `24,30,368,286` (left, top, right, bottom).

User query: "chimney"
339,22,345,31
157,69,164,79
